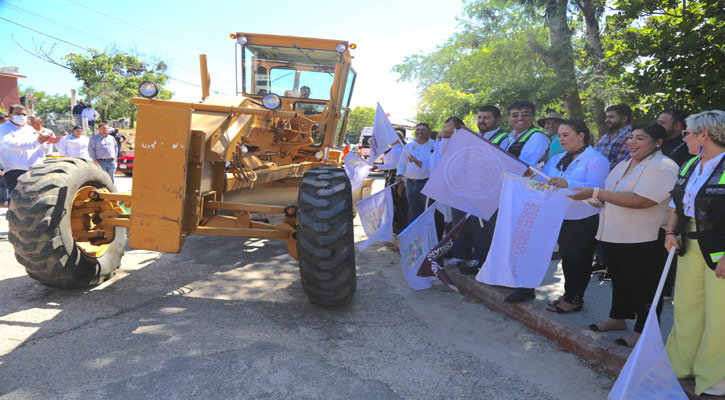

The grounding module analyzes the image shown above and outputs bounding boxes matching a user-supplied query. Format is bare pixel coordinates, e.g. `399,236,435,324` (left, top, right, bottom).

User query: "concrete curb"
447,269,703,399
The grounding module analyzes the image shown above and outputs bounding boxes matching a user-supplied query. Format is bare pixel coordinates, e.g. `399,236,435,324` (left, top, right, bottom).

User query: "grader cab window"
243,44,341,101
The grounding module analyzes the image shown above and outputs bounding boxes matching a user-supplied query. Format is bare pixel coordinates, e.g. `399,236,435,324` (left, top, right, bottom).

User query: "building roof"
0,72,26,79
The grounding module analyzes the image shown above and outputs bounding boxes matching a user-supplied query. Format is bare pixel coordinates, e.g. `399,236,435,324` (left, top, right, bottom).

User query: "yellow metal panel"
130,104,192,252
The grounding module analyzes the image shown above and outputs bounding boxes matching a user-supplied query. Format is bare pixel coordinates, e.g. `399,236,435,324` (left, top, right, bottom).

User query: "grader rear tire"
7,158,127,289
296,166,356,306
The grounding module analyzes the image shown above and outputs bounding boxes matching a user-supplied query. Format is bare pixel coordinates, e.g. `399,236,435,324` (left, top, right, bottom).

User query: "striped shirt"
594,125,632,170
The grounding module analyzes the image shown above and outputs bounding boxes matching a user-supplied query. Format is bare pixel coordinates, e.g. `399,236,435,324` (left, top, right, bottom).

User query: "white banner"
370,103,401,163
356,185,395,251
398,204,438,291
344,152,372,190
476,174,571,288
422,128,528,220
609,249,686,400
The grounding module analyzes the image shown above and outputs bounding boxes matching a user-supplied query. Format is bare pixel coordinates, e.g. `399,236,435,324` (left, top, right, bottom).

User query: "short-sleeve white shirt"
597,152,679,243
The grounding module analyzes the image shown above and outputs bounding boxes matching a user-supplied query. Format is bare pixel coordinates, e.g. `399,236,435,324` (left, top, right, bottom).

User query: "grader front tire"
296,167,356,307
7,158,127,289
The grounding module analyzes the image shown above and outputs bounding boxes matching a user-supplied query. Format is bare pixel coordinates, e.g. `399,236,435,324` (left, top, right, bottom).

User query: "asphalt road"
0,175,612,399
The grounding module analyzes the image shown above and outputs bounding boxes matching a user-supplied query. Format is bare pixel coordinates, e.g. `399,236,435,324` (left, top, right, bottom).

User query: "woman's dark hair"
72,126,82,131
631,122,667,142
559,119,591,144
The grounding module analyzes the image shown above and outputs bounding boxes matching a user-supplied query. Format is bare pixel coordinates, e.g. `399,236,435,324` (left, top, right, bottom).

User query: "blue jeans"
404,178,428,226
451,208,491,265
97,159,115,183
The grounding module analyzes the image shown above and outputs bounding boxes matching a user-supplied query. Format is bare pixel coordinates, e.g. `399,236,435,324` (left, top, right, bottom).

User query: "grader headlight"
262,93,282,109
138,81,159,98
335,43,347,52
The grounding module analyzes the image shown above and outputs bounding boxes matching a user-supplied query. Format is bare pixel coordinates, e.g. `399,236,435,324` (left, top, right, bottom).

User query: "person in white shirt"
0,105,60,196
28,116,59,155
396,123,435,225
541,119,609,313
57,126,91,159
81,103,100,133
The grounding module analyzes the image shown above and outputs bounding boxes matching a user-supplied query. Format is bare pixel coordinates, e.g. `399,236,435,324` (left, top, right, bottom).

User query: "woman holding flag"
541,120,609,313
661,110,725,397
568,123,679,347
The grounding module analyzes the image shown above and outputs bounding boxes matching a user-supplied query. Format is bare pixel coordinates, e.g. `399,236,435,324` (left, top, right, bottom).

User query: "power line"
0,17,88,51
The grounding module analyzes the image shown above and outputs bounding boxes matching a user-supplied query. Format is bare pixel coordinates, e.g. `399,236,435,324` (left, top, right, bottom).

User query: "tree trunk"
545,0,585,120
577,0,607,136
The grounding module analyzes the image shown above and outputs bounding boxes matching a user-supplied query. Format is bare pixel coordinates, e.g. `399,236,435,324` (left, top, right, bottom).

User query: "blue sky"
0,0,465,120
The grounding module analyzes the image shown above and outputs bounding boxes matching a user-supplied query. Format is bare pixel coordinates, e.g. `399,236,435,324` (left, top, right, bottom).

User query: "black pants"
557,214,599,305
383,170,408,235
2,169,27,203
602,230,668,332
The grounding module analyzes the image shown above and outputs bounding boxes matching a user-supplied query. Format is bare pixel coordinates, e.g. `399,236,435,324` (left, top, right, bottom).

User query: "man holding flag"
396,123,435,225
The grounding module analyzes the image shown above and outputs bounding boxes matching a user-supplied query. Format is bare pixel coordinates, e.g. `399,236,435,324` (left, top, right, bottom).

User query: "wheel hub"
70,186,117,258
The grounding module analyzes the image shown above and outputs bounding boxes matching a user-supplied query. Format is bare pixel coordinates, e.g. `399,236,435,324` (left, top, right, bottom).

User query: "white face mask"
11,114,27,125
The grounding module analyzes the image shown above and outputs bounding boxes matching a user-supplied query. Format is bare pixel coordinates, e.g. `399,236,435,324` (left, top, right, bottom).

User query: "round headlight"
138,81,159,98
237,35,248,45
314,151,324,159
261,93,282,109
240,145,249,154
335,43,347,52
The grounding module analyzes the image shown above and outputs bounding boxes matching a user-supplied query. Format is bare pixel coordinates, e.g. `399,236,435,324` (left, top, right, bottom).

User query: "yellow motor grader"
7,33,372,306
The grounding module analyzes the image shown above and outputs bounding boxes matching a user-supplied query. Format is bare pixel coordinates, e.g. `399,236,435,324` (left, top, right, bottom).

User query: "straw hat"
537,111,564,128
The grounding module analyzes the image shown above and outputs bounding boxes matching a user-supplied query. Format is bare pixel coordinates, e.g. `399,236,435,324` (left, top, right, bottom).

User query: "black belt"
97,158,115,161
406,178,428,182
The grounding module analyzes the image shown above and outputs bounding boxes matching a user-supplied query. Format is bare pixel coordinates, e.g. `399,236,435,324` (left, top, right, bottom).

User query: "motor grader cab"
7,33,372,307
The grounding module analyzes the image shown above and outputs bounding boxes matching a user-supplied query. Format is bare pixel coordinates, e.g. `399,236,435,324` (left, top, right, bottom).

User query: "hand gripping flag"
356,184,395,251
369,103,402,163
344,152,372,190
417,214,468,292
422,128,528,221
609,249,687,400
476,173,571,288
398,203,438,291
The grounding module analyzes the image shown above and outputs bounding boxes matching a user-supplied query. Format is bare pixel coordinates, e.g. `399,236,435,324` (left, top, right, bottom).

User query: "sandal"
589,319,626,332
547,296,565,307
615,332,641,347
547,300,583,313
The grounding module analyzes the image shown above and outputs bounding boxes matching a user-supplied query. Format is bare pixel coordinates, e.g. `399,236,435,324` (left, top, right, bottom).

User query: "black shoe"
504,289,535,304
591,262,606,274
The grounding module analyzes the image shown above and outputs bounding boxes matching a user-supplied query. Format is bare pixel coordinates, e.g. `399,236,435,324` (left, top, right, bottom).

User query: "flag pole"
527,165,551,181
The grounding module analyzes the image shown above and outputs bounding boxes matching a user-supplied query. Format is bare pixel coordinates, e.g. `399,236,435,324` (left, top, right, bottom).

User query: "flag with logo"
398,204,438,291
476,173,571,288
344,152,372,190
356,185,395,251
422,128,528,220
370,103,402,163
609,249,686,400
417,214,468,292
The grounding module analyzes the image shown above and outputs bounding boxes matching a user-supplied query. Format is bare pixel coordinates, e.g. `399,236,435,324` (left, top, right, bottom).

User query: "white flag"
356,185,395,251
398,204,438,291
422,128,528,220
609,249,686,400
369,103,401,163
476,174,571,288
344,152,371,190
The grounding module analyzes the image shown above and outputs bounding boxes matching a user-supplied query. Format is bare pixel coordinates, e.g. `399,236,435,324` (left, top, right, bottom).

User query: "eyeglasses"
510,112,532,119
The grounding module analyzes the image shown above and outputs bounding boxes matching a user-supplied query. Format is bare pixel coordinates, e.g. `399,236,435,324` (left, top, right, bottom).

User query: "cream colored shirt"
597,152,679,243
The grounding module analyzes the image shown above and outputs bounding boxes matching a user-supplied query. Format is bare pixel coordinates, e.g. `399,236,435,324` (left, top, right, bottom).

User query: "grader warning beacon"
8,33,373,307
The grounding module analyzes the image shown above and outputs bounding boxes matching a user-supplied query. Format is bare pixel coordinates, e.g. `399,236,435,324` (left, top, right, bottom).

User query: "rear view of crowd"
386,101,725,397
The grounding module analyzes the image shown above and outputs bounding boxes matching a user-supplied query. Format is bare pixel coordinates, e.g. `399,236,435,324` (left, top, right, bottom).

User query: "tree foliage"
346,106,375,143
64,49,173,120
606,0,725,116
19,87,71,122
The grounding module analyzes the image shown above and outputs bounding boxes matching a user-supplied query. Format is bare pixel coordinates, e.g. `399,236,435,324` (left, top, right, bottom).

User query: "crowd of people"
0,103,126,208
383,101,725,397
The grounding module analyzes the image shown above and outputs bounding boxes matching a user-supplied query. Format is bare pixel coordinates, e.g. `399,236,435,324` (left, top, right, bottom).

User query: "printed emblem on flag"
361,207,384,235
403,234,424,270
445,146,506,198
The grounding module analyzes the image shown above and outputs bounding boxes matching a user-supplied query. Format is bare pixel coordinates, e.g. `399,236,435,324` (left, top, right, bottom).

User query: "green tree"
19,87,71,122
65,49,172,124
606,0,725,116
346,106,375,143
